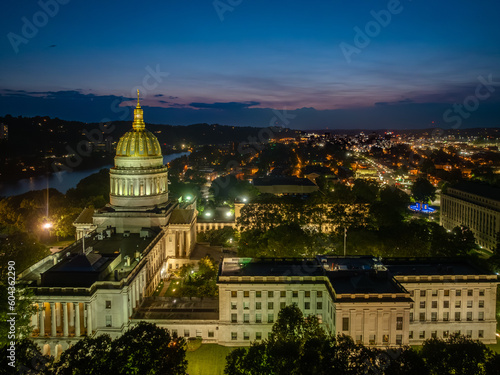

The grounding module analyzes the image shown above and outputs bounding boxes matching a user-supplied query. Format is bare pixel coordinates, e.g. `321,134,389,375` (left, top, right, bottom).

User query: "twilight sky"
1,0,500,129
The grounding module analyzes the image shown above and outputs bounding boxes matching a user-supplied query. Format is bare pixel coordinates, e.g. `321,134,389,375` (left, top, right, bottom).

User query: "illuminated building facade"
441,182,500,251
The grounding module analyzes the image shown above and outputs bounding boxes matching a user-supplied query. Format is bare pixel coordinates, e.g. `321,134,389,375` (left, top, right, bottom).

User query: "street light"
42,222,53,230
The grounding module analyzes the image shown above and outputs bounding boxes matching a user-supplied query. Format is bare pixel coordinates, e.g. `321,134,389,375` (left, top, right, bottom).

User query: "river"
0,152,190,197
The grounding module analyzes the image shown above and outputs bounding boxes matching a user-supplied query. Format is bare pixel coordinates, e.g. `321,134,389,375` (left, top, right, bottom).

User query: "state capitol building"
19,97,499,358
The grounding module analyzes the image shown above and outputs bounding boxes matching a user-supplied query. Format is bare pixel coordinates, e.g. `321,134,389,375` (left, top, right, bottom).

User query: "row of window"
231,301,323,311
410,311,485,322
231,290,323,298
171,329,215,338
231,331,269,341
353,334,403,345
410,289,485,297
231,313,324,324
342,317,403,332
409,329,484,340
412,300,485,309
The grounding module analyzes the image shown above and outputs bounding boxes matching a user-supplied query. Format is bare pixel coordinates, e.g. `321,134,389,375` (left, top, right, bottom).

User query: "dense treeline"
224,305,500,375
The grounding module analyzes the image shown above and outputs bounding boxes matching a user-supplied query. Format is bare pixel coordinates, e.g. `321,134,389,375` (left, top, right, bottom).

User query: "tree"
53,335,113,375
411,178,436,203
420,334,491,375
0,338,52,374
0,284,37,346
110,322,187,375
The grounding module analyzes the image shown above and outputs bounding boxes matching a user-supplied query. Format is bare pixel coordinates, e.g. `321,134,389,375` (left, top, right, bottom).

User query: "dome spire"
132,89,145,130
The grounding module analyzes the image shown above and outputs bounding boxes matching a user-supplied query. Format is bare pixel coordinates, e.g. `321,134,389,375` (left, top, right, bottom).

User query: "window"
268,314,274,323
280,302,286,309
420,290,426,297
172,329,178,337
268,291,274,298
268,332,272,339
444,301,450,308
208,330,214,338
292,291,298,298
268,302,274,310
456,290,461,297
455,301,461,308
243,302,249,310
317,291,323,298
231,332,237,340
305,291,310,298
256,291,261,298
420,301,425,309
431,312,437,322
467,300,473,308
410,290,414,297
243,314,249,323
256,332,262,340
409,313,413,322
466,330,472,338
443,312,449,321
231,302,237,310
184,330,190,338
431,301,437,308
467,312,472,321
255,313,262,323
479,289,485,296
255,302,261,310
304,302,310,310
105,300,111,309
356,335,363,344
419,331,425,339
443,330,449,338
419,313,425,322
280,291,286,298
396,317,403,330
244,291,249,298
231,314,237,323
317,302,323,310
431,331,437,339
369,335,376,345
342,317,349,331
244,332,249,340
196,329,202,338
432,290,438,296
478,330,484,338
105,315,112,327
231,291,237,298
383,335,389,343
455,312,461,321
396,335,402,345
444,290,450,296
479,300,484,308
467,289,473,296
409,331,413,340
479,312,484,321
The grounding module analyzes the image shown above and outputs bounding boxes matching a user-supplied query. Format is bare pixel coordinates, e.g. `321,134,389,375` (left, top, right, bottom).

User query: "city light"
42,222,53,230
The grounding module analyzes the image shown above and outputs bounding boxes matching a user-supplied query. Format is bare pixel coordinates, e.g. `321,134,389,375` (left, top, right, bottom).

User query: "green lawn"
186,344,237,375
486,337,500,354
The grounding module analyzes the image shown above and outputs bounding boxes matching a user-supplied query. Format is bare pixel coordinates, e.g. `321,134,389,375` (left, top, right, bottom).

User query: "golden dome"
115,90,162,157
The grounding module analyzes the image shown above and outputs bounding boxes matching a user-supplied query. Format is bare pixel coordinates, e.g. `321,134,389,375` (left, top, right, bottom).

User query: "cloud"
189,101,260,110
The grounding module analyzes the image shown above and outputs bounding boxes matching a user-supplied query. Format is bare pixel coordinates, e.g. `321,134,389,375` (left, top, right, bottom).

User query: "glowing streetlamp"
42,222,53,230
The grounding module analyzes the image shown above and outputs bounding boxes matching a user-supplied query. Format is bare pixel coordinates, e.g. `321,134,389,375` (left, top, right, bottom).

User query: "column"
62,303,68,337
50,302,56,337
131,283,136,309
86,303,92,335
74,303,80,337
39,303,45,337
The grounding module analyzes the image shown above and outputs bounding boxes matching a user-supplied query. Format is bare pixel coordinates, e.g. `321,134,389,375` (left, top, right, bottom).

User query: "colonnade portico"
33,302,92,339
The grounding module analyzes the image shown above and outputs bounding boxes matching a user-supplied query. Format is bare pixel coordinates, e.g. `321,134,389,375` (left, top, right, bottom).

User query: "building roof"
169,209,195,224
73,207,94,224
219,258,324,278
383,258,490,276
447,182,500,202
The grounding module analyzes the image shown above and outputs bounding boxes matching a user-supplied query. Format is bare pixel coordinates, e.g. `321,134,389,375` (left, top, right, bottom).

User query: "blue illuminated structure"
409,202,436,213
